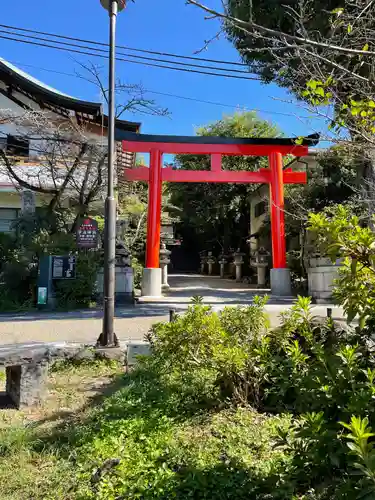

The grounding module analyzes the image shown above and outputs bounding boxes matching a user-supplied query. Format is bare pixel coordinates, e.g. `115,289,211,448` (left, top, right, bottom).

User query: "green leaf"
363,43,369,52
306,80,317,90
315,87,325,97
347,24,352,34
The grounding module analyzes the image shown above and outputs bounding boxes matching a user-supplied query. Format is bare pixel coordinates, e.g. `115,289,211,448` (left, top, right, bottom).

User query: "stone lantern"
250,247,270,287
233,249,245,282
200,253,207,274
159,242,171,291
207,251,215,276
115,240,131,267
218,253,227,279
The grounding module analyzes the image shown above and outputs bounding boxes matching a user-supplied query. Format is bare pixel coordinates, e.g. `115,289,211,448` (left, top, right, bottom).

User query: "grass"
0,360,122,500
0,359,295,500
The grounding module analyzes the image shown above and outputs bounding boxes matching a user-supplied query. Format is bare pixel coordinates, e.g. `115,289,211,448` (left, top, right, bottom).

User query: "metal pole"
99,0,119,347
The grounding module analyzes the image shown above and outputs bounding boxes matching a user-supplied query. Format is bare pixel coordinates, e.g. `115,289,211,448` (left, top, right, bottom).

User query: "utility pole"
98,0,126,347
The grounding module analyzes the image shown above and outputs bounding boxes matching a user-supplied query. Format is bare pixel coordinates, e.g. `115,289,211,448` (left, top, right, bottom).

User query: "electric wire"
0,23,248,68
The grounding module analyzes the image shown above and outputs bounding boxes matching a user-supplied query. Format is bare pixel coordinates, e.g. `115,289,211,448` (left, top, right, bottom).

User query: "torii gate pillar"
269,151,291,296
142,149,163,297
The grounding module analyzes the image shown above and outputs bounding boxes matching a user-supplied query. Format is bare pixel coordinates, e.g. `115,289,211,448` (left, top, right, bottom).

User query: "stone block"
6,362,48,409
127,342,151,367
270,268,292,296
95,347,126,363
72,348,96,362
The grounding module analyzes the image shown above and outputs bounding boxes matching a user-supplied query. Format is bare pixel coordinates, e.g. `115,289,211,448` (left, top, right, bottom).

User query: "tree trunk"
361,148,375,228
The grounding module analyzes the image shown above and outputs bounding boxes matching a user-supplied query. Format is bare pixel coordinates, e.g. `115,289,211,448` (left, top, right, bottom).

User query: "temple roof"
0,58,102,116
0,58,140,134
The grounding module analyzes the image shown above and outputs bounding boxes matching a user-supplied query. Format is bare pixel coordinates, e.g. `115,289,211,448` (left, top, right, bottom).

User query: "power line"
0,28,252,75
0,23,248,68
0,33,261,81
7,60,316,120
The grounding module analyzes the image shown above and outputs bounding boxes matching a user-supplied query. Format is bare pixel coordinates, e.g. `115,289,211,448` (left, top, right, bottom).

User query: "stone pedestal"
257,265,267,287
250,247,270,288
233,249,245,282
270,268,292,296
207,252,215,276
160,243,171,291
218,256,227,278
97,266,134,305
308,257,341,303
200,253,207,274
141,268,162,297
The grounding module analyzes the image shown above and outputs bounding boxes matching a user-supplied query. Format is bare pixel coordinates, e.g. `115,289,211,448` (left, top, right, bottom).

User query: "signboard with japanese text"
52,256,76,280
76,218,99,249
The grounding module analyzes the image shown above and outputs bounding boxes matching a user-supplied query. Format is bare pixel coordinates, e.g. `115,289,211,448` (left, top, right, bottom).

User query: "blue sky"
0,0,327,140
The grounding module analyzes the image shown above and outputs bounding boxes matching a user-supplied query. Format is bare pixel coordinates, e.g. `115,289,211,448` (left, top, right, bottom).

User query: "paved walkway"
0,274,346,346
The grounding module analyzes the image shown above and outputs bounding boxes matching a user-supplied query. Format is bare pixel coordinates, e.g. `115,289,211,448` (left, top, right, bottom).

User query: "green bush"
150,296,270,405
132,256,143,289
0,209,103,310
54,252,101,309
148,294,375,498
308,205,375,328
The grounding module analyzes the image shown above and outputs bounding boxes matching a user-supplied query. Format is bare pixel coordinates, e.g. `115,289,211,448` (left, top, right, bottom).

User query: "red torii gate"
122,132,319,296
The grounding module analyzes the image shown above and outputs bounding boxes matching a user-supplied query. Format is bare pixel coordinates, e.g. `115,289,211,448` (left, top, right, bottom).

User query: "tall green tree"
188,0,375,215
169,112,280,258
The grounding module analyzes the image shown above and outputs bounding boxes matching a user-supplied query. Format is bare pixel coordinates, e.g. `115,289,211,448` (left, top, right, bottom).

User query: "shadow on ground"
30,364,211,456
26,365,297,499
0,306,171,323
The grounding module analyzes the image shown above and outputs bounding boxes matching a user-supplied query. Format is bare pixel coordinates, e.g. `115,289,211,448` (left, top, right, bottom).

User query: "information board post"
37,255,77,310
37,256,54,310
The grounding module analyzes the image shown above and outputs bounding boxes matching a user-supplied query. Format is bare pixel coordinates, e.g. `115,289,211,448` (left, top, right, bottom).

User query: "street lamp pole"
98,0,125,347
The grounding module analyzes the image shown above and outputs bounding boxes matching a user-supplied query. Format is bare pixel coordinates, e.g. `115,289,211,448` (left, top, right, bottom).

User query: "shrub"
308,205,375,328
54,252,101,309
132,256,143,289
148,294,375,498
149,296,270,405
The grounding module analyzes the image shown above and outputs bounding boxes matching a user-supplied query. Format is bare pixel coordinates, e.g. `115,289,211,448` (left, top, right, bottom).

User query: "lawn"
0,360,292,500
0,297,374,499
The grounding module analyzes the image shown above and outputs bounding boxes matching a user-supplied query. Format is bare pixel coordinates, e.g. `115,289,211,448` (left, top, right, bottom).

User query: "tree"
168,112,280,259
0,64,168,233
285,147,359,277
187,0,375,214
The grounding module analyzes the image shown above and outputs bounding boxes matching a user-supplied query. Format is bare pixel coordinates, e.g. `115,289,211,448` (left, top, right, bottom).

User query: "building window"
6,135,29,158
254,200,266,218
0,208,20,233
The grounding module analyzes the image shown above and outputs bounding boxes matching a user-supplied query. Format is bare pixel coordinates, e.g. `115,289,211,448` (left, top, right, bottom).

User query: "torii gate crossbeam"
121,132,319,297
